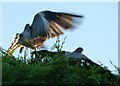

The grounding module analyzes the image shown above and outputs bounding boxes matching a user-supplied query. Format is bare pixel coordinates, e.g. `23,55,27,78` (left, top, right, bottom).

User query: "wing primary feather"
49,27,57,38
49,22,61,36
51,22,63,34
41,11,84,18
41,11,81,29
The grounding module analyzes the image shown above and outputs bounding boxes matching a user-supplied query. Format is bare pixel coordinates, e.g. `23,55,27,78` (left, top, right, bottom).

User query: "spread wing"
41,11,83,39
7,10,84,55
30,10,84,39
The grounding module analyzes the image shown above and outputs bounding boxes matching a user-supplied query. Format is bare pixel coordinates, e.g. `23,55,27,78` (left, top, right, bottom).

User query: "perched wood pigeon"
7,10,83,54
65,47,88,59
30,47,100,67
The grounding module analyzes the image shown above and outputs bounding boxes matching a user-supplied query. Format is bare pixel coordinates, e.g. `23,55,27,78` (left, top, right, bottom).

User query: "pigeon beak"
7,44,21,56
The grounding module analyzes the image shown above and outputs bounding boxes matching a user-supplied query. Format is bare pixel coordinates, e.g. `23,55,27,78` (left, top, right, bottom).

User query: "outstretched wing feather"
40,11,83,38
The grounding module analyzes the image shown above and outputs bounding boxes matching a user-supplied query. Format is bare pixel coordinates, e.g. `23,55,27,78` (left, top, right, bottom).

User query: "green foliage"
0,38,120,85
51,37,66,52
2,54,119,85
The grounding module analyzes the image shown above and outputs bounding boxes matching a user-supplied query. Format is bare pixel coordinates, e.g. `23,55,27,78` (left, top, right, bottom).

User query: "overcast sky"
1,2,118,73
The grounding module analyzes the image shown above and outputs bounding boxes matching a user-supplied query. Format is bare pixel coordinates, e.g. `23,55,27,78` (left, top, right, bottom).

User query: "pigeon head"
19,24,31,43
24,24,30,31
74,47,84,54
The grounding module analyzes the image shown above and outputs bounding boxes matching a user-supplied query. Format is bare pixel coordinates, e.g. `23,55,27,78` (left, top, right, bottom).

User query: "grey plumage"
8,10,83,54
65,47,89,59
